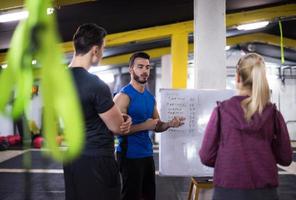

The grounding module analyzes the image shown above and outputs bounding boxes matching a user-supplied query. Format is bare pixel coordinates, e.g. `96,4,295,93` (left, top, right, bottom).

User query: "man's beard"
133,72,148,84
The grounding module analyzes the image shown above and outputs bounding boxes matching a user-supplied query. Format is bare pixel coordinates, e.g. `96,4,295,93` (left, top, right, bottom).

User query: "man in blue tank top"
114,52,185,200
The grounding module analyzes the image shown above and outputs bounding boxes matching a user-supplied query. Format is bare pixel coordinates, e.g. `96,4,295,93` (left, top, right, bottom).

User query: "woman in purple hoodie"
199,53,292,200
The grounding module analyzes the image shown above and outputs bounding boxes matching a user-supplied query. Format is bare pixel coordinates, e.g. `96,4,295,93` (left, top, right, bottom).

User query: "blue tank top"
116,84,155,158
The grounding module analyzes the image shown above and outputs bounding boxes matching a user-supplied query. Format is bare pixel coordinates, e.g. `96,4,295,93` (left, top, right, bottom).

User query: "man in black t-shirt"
63,23,131,200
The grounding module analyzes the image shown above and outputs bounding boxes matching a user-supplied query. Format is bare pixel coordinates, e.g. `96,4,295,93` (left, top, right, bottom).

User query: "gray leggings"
213,187,279,200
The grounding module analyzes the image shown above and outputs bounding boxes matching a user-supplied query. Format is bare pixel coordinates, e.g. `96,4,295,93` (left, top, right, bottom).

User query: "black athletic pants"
63,155,121,200
117,153,156,200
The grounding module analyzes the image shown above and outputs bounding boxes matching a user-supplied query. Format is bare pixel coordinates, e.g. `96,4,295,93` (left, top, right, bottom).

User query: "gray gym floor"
0,147,295,200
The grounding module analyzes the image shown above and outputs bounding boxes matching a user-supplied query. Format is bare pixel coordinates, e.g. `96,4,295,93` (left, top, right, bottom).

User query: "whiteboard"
159,89,235,177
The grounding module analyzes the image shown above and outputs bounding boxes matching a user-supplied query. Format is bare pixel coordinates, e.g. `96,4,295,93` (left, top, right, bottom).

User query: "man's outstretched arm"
153,105,185,132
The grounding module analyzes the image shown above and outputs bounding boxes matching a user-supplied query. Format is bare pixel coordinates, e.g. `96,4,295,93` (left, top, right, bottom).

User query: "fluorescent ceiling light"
237,21,269,31
0,8,54,23
1,64,8,69
47,8,54,15
0,11,28,23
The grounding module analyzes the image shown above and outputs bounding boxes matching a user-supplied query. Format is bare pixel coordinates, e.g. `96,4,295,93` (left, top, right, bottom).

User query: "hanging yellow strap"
279,20,285,64
0,0,84,163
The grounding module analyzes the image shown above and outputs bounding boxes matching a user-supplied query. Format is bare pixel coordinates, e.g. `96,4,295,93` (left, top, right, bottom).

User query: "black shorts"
117,153,155,200
63,155,121,200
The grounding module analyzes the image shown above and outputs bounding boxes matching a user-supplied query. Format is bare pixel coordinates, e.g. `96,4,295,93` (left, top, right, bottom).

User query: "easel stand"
187,177,213,200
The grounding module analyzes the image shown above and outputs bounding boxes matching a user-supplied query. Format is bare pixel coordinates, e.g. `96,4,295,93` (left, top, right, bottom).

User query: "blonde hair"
236,53,270,121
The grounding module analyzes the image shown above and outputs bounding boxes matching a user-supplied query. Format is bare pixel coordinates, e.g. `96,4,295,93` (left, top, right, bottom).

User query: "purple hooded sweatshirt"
199,96,292,189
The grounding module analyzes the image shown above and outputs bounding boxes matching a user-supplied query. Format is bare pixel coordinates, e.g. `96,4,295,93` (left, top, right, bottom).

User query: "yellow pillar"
171,32,188,88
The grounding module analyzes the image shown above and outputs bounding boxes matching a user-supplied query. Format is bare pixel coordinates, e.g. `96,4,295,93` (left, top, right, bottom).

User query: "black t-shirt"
70,67,115,157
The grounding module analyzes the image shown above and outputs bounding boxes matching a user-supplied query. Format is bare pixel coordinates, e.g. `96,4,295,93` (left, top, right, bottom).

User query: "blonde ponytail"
237,53,270,121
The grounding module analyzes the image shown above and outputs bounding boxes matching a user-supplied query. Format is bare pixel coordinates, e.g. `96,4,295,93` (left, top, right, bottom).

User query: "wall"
0,95,43,137
271,78,296,140
156,50,296,141
0,113,13,136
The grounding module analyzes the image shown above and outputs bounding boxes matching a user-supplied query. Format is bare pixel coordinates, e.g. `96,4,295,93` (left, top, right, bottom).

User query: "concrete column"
194,0,226,89
161,54,172,88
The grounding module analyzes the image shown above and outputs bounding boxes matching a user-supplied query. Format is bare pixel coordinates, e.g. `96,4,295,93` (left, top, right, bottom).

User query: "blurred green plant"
0,0,84,163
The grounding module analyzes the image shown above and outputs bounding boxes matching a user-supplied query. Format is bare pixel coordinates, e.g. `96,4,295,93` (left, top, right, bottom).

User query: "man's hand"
168,116,185,128
120,113,132,134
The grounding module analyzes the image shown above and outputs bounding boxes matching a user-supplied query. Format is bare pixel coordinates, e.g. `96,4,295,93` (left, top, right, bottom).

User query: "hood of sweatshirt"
219,95,275,133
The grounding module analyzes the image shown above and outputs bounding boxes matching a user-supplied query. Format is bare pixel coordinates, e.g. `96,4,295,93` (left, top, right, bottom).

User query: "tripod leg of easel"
187,181,194,200
194,188,199,200
188,177,213,200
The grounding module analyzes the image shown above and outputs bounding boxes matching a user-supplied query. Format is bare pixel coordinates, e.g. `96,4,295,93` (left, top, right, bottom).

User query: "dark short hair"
129,52,150,67
73,23,107,55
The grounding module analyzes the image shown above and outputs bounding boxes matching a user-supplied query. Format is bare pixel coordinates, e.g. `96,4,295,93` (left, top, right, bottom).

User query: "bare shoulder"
113,92,130,112
114,92,130,103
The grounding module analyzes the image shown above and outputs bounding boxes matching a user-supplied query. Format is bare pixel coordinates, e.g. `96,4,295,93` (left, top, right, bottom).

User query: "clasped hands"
120,113,132,134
